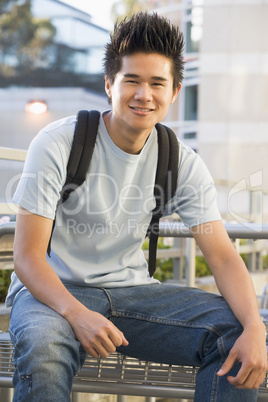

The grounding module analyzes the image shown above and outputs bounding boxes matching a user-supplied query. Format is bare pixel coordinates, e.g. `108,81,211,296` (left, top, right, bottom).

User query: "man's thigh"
10,285,112,335
105,284,243,366
9,285,112,359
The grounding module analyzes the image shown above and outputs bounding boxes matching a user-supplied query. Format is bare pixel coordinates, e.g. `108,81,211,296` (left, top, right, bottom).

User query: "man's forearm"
211,251,262,329
14,255,83,319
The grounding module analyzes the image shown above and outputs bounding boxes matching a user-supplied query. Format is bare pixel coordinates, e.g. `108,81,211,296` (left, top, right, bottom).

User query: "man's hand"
192,221,267,389
68,307,129,358
13,208,129,359
217,322,267,389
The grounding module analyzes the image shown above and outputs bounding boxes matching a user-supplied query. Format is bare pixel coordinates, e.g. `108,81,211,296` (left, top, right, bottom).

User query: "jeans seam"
101,288,114,317
112,309,223,338
9,328,33,400
209,337,228,401
209,359,224,402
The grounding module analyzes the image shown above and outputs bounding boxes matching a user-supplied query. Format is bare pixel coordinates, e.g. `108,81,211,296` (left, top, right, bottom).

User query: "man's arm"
191,220,267,389
13,207,128,357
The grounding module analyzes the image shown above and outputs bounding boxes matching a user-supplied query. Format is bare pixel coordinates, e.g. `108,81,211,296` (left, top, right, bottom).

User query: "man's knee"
11,315,80,372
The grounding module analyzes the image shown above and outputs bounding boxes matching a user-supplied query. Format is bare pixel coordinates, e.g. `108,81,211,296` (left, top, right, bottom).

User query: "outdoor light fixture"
25,100,48,114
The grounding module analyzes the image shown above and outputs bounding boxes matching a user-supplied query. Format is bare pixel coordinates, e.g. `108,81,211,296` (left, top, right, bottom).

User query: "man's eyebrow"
123,73,168,81
123,74,139,78
151,76,168,82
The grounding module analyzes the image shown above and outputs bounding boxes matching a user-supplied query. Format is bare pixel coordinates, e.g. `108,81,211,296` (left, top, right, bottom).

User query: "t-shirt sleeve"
164,141,222,228
12,129,69,219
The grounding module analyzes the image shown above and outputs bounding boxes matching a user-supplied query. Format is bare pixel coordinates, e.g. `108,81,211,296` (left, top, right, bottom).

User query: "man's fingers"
109,325,129,347
227,362,267,389
116,329,129,346
74,310,129,359
85,337,116,358
86,323,129,358
227,369,252,389
217,350,237,377
218,349,267,389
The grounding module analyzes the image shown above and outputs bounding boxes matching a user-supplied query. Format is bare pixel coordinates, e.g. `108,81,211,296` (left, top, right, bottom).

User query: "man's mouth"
130,107,153,112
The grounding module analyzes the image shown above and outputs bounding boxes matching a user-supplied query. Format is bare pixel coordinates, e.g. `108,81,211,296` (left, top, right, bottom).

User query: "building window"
184,84,198,121
184,0,203,55
183,132,196,140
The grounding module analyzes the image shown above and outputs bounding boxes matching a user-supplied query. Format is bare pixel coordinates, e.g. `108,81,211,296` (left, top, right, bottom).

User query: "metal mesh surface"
0,334,267,400
77,353,198,386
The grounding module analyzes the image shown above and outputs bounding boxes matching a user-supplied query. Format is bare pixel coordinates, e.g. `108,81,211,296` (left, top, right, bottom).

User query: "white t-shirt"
6,113,221,306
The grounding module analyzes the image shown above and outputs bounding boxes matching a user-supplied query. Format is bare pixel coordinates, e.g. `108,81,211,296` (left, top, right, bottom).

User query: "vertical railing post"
0,388,13,402
173,237,184,281
185,238,196,287
117,396,128,402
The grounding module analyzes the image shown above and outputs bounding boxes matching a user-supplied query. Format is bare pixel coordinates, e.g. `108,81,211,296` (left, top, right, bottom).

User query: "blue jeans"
9,283,258,402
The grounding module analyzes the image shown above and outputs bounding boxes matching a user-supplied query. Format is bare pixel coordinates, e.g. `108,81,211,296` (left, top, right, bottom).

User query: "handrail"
0,147,27,162
1,221,267,287
1,221,268,239
0,222,16,236
159,222,268,240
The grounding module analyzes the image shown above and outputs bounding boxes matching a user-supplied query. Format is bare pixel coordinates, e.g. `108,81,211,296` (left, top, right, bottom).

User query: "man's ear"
171,82,182,104
105,76,112,99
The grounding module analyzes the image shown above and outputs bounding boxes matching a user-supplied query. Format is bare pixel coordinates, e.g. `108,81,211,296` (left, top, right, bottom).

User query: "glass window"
186,20,200,53
184,85,198,121
184,0,203,54
183,132,197,139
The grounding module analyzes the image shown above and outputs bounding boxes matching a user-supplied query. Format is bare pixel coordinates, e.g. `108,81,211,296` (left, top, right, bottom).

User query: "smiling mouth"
130,106,154,112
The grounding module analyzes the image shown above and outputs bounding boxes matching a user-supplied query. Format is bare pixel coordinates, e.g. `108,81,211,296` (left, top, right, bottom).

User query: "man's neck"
103,111,153,155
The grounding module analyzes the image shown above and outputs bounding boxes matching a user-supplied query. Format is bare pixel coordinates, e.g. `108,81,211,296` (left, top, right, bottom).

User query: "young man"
6,12,266,402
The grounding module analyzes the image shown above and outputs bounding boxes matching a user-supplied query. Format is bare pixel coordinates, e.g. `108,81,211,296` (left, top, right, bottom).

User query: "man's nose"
134,84,152,101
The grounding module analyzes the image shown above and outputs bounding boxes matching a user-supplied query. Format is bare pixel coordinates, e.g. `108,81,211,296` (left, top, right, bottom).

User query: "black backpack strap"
61,110,100,202
148,123,179,277
47,110,100,256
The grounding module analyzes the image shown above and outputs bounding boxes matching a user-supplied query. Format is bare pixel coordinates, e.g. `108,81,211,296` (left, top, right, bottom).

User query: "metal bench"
0,332,267,402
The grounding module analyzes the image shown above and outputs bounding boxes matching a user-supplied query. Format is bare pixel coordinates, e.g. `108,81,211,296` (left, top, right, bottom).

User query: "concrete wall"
0,87,109,149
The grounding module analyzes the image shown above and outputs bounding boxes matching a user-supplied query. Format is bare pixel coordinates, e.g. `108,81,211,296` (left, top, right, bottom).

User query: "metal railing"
159,222,268,286
1,221,268,287
0,147,27,162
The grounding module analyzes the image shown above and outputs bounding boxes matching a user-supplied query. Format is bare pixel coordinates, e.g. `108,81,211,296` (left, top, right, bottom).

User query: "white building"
31,0,109,75
198,0,268,225
151,0,268,224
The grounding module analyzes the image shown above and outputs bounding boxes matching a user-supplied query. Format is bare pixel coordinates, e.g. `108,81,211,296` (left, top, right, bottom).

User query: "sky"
61,0,117,30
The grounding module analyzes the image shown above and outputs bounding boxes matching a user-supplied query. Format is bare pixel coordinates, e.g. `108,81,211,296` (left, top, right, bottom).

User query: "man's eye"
127,80,138,84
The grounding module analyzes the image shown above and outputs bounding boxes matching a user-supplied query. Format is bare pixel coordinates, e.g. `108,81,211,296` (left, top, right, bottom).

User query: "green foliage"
153,258,174,282
144,238,214,281
0,269,13,303
195,256,212,277
263,253,268,270
143,237,174,282
239,239,248,266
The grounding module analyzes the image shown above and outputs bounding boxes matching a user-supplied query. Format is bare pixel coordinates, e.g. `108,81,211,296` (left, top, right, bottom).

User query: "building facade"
151,0,268,223
31,0,109,77
198,0,268,224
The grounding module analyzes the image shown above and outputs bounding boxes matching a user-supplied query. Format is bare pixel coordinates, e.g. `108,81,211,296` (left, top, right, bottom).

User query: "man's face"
105,52,181,138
